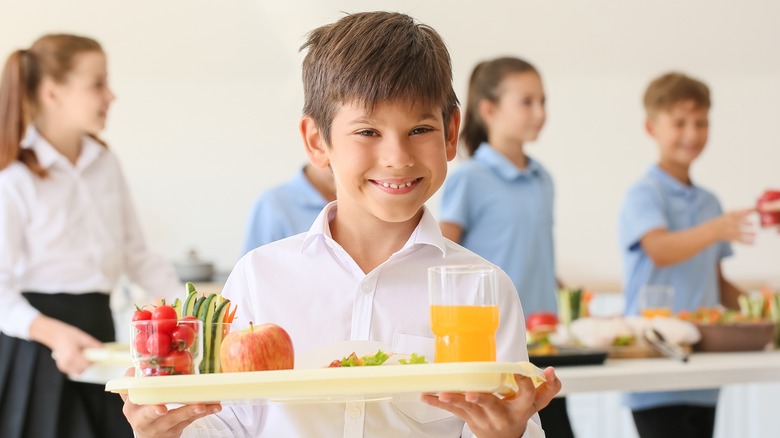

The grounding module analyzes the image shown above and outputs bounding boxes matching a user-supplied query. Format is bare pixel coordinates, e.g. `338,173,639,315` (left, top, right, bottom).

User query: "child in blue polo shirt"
618,72,754,438
241,164,335,254
439,57,572,437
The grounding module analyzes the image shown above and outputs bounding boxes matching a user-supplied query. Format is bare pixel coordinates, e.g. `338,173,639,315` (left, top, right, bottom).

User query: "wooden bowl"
693,322,775,352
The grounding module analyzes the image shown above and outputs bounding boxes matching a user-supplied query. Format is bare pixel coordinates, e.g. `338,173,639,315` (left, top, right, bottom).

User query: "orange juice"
430,304,499,362
641,308,672,318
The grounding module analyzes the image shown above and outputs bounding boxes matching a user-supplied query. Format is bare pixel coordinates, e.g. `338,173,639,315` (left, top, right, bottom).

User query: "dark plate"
530,347,609,367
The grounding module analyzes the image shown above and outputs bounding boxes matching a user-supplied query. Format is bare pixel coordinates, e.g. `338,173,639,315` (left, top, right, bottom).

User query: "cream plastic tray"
106,361,545,405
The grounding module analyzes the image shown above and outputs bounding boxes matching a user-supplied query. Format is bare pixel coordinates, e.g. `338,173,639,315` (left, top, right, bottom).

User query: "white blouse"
0,127,181,340
183,202,543,438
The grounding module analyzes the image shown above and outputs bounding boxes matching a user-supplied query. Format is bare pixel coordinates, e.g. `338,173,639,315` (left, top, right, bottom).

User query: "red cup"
757,190,780,228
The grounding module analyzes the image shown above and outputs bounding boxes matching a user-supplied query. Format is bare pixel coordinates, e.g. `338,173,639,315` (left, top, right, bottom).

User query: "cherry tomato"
182,315,198,321
152,305,178,334
146,332,172,356
132,306,152,322
171,324,196,351
168,350,194,374
134,330,149,354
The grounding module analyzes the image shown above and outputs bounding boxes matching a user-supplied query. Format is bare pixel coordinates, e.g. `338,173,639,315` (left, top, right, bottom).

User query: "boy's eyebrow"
347,112,440,126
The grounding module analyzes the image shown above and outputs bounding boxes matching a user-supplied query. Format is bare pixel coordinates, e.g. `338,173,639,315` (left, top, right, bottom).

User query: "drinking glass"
639,285,674,318
429,265,499,362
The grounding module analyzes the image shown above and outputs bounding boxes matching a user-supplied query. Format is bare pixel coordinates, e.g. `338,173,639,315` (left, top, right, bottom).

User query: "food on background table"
220,322,294,372
557,288,593,324
526,312,560,356
569,316,699,350
180,282,237,373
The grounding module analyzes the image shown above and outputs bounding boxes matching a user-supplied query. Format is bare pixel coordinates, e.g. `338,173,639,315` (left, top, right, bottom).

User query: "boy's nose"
380,138,414,168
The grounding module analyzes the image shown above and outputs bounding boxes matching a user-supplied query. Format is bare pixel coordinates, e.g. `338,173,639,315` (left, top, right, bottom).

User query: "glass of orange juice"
639,285,674,318
429,265,499,362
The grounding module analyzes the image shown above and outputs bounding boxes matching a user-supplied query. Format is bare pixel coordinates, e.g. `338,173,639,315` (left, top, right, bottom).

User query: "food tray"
106,361,544,405
83,342,132,365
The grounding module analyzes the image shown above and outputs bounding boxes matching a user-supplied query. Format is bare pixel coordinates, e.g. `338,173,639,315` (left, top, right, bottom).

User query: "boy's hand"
420,366,561,438
120,368,222,438
709,208,755,244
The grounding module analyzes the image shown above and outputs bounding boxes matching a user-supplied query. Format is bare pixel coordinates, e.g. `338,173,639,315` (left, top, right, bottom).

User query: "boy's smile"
302,99,459,227
646,100,709,174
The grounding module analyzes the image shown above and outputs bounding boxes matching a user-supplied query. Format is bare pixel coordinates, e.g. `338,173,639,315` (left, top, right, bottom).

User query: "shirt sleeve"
439,168,471,227
618,182,669,252
0,177,41,339
117,166,182,303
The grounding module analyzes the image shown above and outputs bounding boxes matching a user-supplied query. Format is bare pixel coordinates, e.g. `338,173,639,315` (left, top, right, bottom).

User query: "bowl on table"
693,322,775,352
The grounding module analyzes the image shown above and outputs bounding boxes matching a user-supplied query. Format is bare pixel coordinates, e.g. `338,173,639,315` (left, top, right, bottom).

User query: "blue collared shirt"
439,143,557,314
618,164,732,410
241,168,328,255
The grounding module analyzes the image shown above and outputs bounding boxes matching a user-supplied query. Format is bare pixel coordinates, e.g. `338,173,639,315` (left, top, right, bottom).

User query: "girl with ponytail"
0,34,180,438
439,57,575,437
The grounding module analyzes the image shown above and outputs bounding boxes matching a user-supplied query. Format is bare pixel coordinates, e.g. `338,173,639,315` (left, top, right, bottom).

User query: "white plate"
83,342,132,365
106,361,545,405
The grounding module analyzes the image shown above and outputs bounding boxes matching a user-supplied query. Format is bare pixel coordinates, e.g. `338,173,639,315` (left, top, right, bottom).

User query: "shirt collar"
473,142,540,180
648,164,696,197
301,202,448,256
20,125,104,171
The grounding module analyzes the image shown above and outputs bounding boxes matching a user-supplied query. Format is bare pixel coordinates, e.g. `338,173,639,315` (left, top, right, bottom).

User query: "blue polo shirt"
241,167,328,255
618,164,733,410
440,143,557,314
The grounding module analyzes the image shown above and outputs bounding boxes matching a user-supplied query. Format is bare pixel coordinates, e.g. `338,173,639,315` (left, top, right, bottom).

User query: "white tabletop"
555,350,780,395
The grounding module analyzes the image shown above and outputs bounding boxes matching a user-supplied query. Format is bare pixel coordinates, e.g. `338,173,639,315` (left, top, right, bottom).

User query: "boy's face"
646,100,709,169
302,99,459,225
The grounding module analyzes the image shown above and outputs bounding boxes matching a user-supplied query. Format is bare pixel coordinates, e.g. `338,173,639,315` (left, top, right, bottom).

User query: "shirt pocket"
390,333,454,424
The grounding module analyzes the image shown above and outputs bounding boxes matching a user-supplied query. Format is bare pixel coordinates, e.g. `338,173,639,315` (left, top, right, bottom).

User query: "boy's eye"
357,129,377,137
410,127,433,135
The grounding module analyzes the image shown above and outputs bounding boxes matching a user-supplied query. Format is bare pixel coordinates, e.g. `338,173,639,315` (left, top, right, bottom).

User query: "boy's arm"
718,264,743,310
640,209,754,268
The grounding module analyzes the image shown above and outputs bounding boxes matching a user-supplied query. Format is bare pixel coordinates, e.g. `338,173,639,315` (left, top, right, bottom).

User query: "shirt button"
348,406,362,419
361,282,373,293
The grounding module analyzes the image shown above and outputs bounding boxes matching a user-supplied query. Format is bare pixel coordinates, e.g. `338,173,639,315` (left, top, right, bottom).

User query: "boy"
241,164,335,254
122,11,560,438
618,72,753,438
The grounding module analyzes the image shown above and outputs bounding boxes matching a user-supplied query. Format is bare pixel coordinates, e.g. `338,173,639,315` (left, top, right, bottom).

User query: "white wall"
2,0,779,287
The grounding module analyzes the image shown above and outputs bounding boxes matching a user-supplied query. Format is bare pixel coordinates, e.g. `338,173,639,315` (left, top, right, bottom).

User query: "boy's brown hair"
643,72,711,118
300,11,459,144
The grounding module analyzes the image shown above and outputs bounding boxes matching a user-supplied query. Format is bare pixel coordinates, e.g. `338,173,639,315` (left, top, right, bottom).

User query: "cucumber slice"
186,282,197,295
210,300,231,373
192,296,206,319
171,298,182,319
182,292,197,317
199,294,218,373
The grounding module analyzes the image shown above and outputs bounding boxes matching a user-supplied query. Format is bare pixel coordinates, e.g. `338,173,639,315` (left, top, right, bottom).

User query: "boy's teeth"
381,181,413,189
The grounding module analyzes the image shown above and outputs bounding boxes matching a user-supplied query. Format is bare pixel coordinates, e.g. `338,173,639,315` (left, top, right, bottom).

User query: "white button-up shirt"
185,202,543,437
0,127,181,340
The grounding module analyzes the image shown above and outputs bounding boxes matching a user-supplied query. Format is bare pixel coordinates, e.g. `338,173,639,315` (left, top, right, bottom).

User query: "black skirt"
0,292,133,438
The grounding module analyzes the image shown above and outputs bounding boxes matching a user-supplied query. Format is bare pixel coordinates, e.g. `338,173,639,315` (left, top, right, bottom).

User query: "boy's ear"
300,116,330,168
445,108,461,162
644,117,656,138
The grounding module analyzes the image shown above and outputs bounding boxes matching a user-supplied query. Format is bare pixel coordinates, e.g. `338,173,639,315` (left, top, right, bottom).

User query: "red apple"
220,322,294,372
526,312,559,334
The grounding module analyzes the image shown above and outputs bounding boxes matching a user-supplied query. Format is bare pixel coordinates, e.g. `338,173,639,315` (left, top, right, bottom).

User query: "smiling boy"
618,72,753,438
121,11,560,438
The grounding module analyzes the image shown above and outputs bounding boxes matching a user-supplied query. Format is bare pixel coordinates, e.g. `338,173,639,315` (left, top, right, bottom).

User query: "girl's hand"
30,315,103,375
421,366,561,438
121,369,222,438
